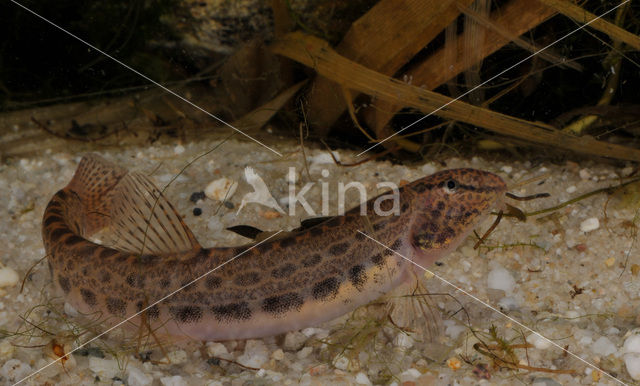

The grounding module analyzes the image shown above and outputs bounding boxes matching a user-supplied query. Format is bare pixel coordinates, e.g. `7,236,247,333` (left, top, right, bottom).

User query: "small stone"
592,336,616,356
399,368,422,382
89,357,121,380
605,257,616,268
500,165,513,174
487,265,516,293
189,191,206,203
64,302,79,317
167,350,188,364
193,207,202,216
446,357,461,370
580,217,600,233
1,359,32,383
204,177,238,201
128,367,153,386
355,372,372,385
160,375,187,386
271,349,284,361
565,185,577,194
206,342,229,358
632,264,640,276
0,267,19,288
0,339,15,358
421,163,437,175
624,333,640,380
237,340,269,368
527,333,552,350
579,169,591,180
283,331,308,351
296,346,313,359
174,145,185,155
332,354,350,370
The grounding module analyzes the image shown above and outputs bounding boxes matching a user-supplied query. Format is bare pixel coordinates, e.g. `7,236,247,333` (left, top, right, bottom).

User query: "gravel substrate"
1,138,639,385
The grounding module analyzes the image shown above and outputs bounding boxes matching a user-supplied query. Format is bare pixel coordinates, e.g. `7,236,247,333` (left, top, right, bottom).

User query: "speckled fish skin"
42,154,507,341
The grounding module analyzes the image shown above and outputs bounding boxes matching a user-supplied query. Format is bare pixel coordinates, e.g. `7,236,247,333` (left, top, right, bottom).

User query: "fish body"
42,154,506,341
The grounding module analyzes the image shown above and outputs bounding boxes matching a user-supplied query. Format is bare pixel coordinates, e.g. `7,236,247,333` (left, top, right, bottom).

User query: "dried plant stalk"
271,31,640,161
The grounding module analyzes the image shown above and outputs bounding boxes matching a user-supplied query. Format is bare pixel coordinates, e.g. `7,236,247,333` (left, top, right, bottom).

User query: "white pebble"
174,144,185,154
579,169,591,180
487,265,516,293
421,163,437,175
160,375,187,386
296,346,313,359
167,350,187,364
580,217,600,233
89,357,121,380
272,349,285,361
565,185,577,194
237,340,269,368
624,334,640,380
0,267,19,288
1,359,32,383
332,354,350,370
591,336,616,356
527,333,552,350
399,368,421,382
355,371,372,385
128,367,153,386
206,342,229,358
283,331,307,351
64,302,79,317
443,320,466,339
500,165,513,174
204,177,238,201
309,152,339,166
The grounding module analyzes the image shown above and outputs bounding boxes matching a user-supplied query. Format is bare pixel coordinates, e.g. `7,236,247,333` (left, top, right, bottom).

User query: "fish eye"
444,179,458,192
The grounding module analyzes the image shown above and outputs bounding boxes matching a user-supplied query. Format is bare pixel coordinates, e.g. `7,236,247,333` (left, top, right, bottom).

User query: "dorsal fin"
105,171,201,254
67,153,201,254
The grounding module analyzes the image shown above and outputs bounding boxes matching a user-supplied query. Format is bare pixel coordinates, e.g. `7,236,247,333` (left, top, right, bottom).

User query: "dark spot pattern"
169,305,203,323
136,301,160,320
256,243,273,254
126,273,145,289
312,277,340,300
99,271,111,283
234,272,261,287
205,276,222,289
348,265,367,290
301,254,322,267
271,263,297,279
329,242,349,256
211,302,252,322
58,276,70,294
106,297,127,316
262,292,303,315
80,288,97,306
279,237,296,249
371,254,384,267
